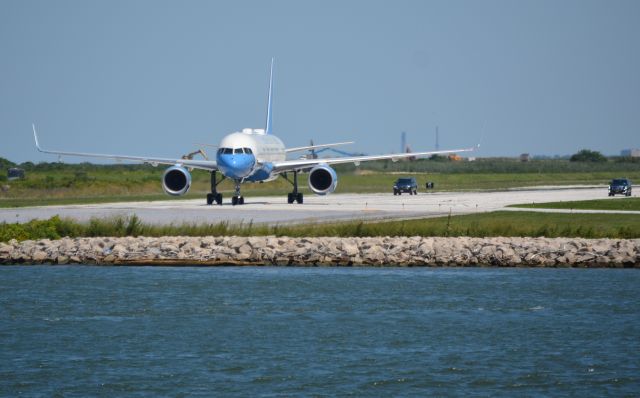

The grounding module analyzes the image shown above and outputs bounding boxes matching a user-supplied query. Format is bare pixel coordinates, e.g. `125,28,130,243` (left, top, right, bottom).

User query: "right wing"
284,141,354,153
273,146,478,173
32,125,218,171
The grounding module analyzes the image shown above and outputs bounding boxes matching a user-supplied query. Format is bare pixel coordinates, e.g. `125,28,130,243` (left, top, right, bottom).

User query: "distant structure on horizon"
399,132,415,160
621,148,640,157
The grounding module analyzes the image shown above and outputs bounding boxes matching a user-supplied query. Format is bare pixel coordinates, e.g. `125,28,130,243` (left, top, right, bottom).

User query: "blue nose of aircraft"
217,153,256,179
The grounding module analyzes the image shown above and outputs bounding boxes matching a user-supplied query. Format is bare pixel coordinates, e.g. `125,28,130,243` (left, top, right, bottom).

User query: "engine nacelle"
308,163,338,195
162,165,191,196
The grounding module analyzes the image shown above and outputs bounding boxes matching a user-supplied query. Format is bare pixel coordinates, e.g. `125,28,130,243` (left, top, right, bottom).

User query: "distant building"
7,168,25,181
520,153,530,162
621,148,640,158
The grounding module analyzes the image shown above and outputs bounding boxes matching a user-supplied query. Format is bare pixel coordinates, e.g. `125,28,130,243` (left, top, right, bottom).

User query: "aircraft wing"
285,141,354,153
272,146,478,173
32,125,218,171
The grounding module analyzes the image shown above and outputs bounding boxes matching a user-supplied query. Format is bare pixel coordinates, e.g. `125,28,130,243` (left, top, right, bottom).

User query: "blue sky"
1,0,639,163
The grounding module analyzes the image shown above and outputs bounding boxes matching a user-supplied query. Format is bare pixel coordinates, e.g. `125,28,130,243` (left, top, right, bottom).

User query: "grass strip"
3,162,640,208
509,197,640,211
2,211,640,242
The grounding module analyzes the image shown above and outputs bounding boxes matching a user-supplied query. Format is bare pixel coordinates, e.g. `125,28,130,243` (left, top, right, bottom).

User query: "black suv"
608,178,632,197
393,177,418,195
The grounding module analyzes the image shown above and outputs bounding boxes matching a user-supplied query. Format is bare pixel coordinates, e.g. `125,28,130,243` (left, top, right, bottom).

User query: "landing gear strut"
231,179,245,206
206,171,225,205
284,171,303,204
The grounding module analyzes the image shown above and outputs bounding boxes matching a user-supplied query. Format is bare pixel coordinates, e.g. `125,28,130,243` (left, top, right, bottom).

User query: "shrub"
570,149,607,162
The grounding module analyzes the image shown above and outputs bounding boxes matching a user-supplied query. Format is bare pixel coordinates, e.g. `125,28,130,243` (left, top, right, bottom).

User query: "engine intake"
162,165,191,196
308,164,338,195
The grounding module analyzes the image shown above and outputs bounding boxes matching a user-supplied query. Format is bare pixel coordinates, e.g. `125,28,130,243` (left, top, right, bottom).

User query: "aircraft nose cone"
217,154,255,179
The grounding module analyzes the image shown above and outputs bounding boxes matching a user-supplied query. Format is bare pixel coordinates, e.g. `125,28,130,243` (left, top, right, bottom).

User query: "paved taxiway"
1,186,636,226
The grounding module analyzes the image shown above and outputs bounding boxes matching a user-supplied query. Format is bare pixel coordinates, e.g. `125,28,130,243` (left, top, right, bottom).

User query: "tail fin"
265,58,274,134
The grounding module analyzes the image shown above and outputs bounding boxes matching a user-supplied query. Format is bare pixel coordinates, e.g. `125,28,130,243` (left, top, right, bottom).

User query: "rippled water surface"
1,266,639,396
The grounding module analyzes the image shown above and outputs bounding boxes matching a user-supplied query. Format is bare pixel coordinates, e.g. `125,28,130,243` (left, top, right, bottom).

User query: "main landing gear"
284,171,303,204
206,171,224,205
231,180,244,206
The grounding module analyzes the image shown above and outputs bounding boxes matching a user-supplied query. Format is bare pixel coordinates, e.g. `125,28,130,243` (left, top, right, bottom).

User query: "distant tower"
435,126,440,151
401,131,407,153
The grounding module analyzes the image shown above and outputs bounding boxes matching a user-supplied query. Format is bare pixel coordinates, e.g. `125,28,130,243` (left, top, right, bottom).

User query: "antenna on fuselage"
265,58,274,135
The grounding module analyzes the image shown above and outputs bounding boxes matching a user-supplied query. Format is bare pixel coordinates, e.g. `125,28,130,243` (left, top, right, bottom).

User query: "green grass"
2,170,638,208
2,211,639,242
510,197,640,211
2,158,639,207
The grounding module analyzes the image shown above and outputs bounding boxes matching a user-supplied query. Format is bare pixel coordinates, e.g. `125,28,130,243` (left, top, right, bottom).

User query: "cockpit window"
223,148,233,154
244,148,253,154
234,148,244,154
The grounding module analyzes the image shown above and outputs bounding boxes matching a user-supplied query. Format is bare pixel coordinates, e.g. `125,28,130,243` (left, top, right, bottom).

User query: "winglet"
32,123,43,152
265,58,274,135
476,120,485,150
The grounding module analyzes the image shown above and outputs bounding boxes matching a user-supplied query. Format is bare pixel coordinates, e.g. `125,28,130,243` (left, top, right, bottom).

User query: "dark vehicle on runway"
608,178,632,196
393,177,418,195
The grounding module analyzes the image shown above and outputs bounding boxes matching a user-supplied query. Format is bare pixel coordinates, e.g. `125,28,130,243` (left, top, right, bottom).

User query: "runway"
2,186,635,226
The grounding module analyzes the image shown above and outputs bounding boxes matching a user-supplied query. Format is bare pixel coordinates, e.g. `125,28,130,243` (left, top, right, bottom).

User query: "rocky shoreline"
1,236,639,267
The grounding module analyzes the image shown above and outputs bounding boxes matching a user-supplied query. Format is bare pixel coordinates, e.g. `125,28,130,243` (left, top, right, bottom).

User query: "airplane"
32,59,477,206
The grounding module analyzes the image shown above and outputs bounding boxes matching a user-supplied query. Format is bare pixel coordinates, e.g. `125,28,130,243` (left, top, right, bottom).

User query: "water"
1,267,639,397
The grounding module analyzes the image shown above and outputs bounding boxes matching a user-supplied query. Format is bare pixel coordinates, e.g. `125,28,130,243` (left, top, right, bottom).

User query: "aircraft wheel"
414,190,417,195
232,196,238,206
239,196,245,205
287,193,294,204
215,193,223,205
206,193,214,205
296,193,303,204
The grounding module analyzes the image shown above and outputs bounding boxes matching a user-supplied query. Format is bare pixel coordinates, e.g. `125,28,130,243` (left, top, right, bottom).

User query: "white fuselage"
216,128,286,181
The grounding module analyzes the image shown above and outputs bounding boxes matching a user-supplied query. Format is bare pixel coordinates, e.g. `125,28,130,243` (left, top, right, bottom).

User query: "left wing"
272,146,478,173
33,125,218,171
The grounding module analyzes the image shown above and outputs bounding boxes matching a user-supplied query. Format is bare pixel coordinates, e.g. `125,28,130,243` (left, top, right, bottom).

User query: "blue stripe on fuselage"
216,153,256,179
246,162,274,182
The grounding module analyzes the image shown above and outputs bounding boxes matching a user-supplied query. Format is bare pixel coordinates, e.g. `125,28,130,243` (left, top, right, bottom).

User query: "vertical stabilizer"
265,58,274,134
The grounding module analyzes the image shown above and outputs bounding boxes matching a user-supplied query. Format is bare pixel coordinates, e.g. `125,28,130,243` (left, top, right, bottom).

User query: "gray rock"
32,251,48,262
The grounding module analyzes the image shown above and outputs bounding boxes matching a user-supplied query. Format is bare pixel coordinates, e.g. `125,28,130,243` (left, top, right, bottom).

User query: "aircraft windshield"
218,147,253,155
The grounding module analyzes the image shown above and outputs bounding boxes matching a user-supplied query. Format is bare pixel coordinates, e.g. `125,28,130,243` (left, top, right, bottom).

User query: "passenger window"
223,148,233,154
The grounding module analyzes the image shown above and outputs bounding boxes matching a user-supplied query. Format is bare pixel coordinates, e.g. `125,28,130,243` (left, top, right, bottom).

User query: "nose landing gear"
232,179,244,206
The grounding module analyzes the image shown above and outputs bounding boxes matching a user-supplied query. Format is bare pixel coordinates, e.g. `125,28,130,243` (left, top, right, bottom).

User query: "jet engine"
308,163,338,195
162,165,192,196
